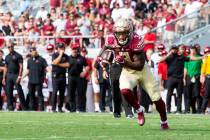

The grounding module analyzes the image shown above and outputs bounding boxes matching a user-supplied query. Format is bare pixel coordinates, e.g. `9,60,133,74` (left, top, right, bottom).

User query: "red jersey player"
98,18,169,130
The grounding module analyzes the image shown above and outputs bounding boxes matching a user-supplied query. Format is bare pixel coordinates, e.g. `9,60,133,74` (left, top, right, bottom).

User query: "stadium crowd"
0,0,209,118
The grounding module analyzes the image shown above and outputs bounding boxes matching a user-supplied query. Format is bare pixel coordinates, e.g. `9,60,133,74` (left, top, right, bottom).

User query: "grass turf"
0,112,210,140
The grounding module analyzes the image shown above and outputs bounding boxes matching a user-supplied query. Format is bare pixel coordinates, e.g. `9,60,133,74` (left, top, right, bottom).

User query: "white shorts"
46,73,53,92
91,73,100,94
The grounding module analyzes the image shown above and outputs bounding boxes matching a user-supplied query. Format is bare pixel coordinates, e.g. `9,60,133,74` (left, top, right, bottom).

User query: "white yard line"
0,133,207,140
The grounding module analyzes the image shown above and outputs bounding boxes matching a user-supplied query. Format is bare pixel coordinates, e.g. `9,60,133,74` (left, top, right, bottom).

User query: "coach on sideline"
23,47,47,111
2,41,27,111
51,42,69,113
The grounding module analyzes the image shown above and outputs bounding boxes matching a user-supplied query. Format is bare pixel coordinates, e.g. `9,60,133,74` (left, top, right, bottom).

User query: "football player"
98,18,169,130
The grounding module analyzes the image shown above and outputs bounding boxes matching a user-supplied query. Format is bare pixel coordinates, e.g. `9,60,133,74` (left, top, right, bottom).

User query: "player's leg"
140,65,168,130
119,69,145,126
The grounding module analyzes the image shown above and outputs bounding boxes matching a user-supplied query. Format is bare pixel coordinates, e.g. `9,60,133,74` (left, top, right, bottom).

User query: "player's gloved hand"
115,55,124,64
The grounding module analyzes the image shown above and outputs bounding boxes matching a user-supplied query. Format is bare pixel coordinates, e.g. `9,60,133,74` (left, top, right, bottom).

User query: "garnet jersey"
105,33,144,62
105,33,144,73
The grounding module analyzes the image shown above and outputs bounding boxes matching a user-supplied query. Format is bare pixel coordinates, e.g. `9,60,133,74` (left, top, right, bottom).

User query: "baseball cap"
204,46,210,54
157,44,165,50
56,42,65,48
71,43,79,50
46,44,54,50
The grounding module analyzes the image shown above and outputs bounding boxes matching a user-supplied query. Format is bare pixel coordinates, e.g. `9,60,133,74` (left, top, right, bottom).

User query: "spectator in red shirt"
49,0,63,10
65,13,77,35
143,12,157,28
158,50,168,91
163,8,177,45
41,18,55,36
143,26,157,52
98,2,110,17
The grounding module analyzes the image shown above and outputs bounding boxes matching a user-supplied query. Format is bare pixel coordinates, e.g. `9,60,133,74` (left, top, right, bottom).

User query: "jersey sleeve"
133,34,144,52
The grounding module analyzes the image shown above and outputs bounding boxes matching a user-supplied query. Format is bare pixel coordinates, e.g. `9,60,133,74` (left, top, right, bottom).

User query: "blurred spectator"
147,0,158,13
49,0,63,11
119,1,135,19
135,20,148,37
143,12,157,28
65,12,77,34
184,0,202,33
41,18,55,36
111,2,122,22
163,8,177,46
77,13,91,37
50,8,58,21
35,5,48,21
56,29,70,46
99,2,110,17
135,0,147,18
110,0,124,9
143,25,156,52
156,13,166,40
28,27,40,43
19,0,31,15
53,12,67,34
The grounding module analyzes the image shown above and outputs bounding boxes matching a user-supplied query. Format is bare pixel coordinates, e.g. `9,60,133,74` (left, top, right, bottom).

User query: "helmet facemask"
114,30,131,46
113,18,133,47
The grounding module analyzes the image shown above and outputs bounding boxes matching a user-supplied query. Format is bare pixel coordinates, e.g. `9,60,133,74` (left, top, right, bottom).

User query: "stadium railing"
150,3,210,47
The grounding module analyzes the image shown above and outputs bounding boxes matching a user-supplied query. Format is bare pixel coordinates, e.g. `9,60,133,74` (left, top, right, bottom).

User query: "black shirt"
94,61,106,83
166,54,190,79
68,54,87,77
5,51,23,74
27,56,47,84
0,58,5,80
52,52,69,75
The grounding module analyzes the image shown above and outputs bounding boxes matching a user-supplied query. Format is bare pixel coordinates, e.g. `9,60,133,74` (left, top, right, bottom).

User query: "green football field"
0,112,210,140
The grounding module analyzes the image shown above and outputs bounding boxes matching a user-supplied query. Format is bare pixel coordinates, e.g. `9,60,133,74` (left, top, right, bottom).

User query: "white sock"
160,120,168,124
95,103,100,111
207,107,210,113
136,106,145,113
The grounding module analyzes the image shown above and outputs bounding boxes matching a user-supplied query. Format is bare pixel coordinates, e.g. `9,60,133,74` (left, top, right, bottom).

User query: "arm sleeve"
18,54,23,64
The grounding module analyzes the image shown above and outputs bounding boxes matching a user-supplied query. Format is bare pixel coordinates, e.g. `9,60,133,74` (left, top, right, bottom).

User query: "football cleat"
161,122,169,130
137,112,145,126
